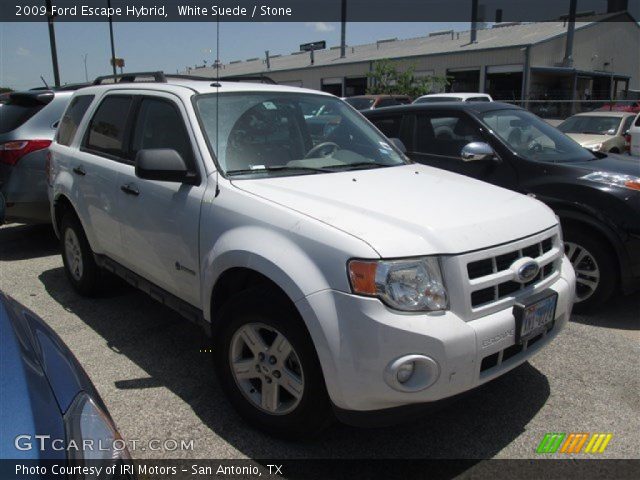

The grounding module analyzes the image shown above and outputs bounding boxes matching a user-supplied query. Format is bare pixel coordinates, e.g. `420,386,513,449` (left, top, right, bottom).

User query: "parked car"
49,73,575,437
557,111,636,154
0,292,133,473
0,87,83,224
630,112,640,157
595,101,640,114
364,102,640,311
414,93,493,104
344,94,412,110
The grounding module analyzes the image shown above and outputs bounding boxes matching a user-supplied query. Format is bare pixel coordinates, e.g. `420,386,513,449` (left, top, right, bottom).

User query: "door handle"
72,166,86,176
120,184,139,196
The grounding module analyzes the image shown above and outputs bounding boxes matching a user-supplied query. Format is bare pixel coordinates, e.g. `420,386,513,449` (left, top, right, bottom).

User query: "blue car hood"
0,297,66,460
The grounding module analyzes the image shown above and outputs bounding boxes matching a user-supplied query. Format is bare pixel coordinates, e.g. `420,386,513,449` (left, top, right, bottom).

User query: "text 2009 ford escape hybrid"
48,75,575,436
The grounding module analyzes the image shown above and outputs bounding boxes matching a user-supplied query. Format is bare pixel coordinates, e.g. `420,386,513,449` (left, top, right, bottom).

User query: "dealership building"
187,11,639,109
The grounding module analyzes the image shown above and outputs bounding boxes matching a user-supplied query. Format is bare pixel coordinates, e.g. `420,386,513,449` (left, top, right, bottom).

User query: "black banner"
3,0,640,22
2,459,640,480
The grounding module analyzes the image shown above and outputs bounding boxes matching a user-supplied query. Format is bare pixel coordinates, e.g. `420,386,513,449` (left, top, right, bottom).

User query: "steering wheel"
305,142,339,159
528,140,543,153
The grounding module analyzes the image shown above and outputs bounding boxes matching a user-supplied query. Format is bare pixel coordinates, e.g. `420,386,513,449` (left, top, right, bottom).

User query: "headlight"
348,257,448,311
581,171,640,191
586,143,603,151
64,392,132,479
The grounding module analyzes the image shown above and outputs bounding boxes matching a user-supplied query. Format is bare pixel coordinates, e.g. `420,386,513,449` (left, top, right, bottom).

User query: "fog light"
396,362,415,383
384,354,440,392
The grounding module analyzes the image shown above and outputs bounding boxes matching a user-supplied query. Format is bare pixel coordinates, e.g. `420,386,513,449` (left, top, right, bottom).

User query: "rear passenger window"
377,98,400,108
131,98,193,167
57,95,94,146
416,114,483,157
85,96,133,157
372,116,402,138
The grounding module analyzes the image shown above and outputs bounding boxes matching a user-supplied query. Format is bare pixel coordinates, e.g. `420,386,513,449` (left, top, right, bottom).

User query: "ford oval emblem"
516,261,540,283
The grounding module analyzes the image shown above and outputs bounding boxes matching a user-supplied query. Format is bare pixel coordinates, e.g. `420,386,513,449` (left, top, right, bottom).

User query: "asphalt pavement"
1,223,638,461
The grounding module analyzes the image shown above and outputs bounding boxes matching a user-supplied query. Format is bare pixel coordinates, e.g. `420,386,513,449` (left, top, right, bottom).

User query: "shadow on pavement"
572,293,640,331
39,265,550,461
0,223,58,261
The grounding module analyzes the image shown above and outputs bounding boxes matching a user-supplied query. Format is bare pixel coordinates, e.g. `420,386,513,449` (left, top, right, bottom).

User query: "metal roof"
187,14,629,78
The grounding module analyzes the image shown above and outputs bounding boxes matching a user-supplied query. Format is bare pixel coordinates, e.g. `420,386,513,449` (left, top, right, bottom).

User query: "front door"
408,111,518,189
116,93,207,306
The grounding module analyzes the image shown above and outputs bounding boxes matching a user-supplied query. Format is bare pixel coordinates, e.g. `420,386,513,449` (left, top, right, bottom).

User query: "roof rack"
92,71,277,86
219,75,277,85
93,71,167,85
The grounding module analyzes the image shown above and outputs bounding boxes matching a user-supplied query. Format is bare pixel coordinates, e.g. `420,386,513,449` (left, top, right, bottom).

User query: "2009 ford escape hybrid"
48,73,575,437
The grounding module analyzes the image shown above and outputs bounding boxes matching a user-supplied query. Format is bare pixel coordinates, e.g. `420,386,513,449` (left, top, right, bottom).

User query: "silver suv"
0,88,81,223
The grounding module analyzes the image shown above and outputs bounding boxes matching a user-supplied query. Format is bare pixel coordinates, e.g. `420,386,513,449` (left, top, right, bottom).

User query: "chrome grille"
466,234,560,309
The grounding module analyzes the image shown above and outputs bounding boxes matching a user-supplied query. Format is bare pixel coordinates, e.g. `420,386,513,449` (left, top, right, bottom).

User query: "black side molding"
95,255,211,336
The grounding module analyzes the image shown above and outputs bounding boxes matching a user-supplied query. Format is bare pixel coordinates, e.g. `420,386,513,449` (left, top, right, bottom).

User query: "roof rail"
92,71,167,85
219,75,277,85
92,71,277,86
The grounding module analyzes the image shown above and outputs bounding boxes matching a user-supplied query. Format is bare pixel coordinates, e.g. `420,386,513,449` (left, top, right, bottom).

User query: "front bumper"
295,256,575,413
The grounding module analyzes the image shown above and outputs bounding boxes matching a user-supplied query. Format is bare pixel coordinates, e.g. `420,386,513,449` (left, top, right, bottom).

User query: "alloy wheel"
565,241,600,302
229,323,304,415
64,228,84,282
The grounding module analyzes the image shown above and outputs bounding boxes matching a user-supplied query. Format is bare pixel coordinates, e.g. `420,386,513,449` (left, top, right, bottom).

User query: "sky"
0,21,470,90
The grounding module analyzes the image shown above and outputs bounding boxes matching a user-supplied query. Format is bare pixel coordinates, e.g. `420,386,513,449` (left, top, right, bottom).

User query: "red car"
596,101,640,113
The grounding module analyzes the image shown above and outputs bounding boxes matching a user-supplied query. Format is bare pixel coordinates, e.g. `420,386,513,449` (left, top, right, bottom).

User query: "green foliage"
0,87,13,94
366,59,448,98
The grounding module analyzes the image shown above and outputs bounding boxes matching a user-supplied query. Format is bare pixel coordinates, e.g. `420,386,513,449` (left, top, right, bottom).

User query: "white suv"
48,72,575,437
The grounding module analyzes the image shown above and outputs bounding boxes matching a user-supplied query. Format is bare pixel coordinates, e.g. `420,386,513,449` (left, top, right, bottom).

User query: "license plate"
513,291,558,344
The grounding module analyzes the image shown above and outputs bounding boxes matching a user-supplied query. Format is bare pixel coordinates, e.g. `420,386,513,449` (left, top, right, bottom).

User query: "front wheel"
563,225,617,312
214,286,333,438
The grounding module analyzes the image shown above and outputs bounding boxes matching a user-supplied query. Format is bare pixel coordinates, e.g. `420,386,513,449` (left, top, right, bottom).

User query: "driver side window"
415,114,483,158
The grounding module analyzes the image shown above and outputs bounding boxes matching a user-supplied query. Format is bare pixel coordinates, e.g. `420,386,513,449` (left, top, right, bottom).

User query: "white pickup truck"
48,73,575,437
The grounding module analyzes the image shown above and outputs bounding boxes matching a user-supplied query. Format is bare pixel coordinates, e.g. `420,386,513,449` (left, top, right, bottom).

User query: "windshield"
195,92,408,177
558,115,622,135
479,109,596,163
415,96,462,104
344,97,375,110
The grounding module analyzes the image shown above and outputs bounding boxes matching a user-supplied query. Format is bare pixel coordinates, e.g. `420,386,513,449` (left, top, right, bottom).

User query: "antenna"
215,14,221,196
40,76,49,89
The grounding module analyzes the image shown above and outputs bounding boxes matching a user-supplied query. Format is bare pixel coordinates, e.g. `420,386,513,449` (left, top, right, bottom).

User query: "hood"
232,164,557,257
0,296,66,460
571,153,640,176
566,133,611,147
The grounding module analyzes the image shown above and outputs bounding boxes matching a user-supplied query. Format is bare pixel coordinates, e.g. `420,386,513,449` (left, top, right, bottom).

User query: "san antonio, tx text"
17,463,283,476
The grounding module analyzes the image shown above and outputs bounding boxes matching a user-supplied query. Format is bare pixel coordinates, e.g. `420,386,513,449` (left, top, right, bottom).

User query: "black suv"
363,102,640,311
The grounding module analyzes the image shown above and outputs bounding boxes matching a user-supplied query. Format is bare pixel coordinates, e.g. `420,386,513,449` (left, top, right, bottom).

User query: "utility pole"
82,53,89,82
107,0,117,77
44,0,60,86
340,0,347,58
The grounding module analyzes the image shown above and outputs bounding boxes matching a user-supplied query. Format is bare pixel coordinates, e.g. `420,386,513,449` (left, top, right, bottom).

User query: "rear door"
408,110,518,188
72,94,135,261
116,92,206,306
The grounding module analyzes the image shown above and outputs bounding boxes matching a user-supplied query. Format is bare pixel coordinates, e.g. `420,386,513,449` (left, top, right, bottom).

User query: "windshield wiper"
325,162,395,171
226,165,333,176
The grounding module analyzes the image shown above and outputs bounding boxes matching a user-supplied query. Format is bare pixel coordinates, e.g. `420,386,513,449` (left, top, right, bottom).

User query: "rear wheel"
563,224,617,312
214,286,333,438
60,213,100,296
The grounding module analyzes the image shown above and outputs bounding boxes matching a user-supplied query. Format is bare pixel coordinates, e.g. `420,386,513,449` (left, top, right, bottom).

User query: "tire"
60,212,100,296
563,223,617,313
213,286,333,438
608,148,620,154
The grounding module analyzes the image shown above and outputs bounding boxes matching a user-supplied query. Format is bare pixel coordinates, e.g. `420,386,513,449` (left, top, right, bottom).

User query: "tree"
0,87,13,94
366,59,448,98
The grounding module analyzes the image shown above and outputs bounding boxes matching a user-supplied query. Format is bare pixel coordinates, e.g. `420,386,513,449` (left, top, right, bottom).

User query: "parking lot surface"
1,223,638,460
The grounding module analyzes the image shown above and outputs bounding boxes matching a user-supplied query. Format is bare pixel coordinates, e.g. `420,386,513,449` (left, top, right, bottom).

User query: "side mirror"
135,149,194,184
460,142,496,162
389,137,407,154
